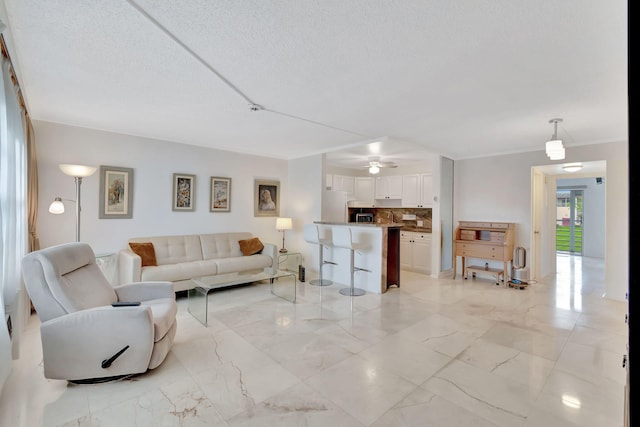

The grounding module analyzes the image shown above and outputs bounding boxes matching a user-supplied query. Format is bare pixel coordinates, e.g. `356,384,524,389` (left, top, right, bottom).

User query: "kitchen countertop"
314,221,431,232
314,221,403,228
401,227,432,233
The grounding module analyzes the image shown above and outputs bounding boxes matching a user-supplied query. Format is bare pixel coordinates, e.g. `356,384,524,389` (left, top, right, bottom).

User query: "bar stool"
303,224,336,286
332,227,369,296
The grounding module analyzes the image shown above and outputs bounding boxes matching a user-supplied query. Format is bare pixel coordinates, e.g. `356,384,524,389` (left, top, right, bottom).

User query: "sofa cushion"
200,232,252,260
238,237,264,256
129,242,158,267
215,254,272,275
130,235,203,265
140,260,218,282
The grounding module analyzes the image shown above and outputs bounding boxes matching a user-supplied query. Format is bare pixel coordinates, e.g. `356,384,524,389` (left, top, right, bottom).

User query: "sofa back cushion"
129,235,203,265
200,232,253,260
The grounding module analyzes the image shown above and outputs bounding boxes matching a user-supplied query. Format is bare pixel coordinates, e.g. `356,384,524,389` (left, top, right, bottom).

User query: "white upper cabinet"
332,175,355,198
419,173,433,207
402,174,421,207
400,173,432,207
375,175,402,199
354,177,375,205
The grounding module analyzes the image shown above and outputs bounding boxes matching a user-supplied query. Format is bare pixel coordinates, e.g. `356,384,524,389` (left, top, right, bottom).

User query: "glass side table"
277,252,302,275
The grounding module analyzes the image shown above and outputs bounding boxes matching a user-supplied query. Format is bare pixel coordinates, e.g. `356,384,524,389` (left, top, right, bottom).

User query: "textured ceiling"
2,0,628,164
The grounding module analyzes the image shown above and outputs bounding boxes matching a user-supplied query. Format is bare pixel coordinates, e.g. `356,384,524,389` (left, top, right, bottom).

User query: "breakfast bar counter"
312,222,402,293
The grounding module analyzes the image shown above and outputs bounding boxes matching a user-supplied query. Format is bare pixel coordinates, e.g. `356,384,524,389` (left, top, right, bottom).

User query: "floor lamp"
48,164,97,242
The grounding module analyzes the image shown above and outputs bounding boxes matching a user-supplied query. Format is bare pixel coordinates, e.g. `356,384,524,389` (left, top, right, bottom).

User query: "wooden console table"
453,221,515,285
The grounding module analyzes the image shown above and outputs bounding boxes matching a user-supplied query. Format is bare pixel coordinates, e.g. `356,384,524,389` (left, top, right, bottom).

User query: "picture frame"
254,179,280,217
99,165,133,219
210,176,231,212
172,173,196,211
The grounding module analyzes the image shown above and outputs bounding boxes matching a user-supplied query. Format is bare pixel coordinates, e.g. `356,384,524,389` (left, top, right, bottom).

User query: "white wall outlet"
417,220,424,227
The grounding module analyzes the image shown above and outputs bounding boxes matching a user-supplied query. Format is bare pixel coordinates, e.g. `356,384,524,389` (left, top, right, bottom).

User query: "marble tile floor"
0,254,628,426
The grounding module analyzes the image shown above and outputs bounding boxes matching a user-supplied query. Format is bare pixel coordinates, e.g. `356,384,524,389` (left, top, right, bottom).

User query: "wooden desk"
453,221,515,285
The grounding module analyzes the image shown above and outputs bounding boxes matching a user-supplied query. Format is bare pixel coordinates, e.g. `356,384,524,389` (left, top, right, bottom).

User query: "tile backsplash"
348,207,432,231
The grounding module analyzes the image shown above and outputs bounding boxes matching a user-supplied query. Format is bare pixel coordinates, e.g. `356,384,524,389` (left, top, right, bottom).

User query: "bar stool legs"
339,249,368,296
304,224,336,287
310,243,335,286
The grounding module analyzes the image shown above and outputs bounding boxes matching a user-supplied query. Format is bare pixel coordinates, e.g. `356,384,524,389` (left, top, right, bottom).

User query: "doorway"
555,188,583,254
529,161,606,281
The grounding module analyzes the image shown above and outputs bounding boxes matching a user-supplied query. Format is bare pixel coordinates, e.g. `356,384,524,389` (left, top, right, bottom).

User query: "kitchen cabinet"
402,173,433,207
332,175,355,198
420,174,433,207
400,231,432,274
375,175,402,199
354,177,375,205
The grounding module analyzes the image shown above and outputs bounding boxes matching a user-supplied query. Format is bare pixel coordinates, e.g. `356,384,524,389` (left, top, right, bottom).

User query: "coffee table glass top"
188,269,296,325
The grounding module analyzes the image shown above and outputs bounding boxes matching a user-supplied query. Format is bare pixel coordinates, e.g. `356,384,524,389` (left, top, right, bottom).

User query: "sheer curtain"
0,55,27,388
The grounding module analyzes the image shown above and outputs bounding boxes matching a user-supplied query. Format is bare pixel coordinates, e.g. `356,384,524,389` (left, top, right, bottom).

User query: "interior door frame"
531,162,607,281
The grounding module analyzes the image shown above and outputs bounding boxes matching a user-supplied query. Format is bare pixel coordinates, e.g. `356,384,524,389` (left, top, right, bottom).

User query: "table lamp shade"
276,217,292,230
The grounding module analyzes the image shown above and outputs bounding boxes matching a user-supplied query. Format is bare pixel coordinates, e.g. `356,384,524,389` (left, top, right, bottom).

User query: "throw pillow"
129,242,158,267
238,237,264,256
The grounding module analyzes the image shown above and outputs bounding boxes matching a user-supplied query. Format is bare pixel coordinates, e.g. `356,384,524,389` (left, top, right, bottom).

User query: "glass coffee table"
188,269,296,325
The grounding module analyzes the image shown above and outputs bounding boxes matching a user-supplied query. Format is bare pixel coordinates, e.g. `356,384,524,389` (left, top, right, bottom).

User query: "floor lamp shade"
59,164,97,177
50,164,97,242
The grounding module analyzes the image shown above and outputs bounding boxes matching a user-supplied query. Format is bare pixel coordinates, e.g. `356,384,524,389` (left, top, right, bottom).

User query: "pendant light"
545,118,565,160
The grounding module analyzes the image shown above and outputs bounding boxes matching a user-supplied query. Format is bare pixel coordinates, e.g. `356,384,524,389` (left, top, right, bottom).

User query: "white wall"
35,121,289,263
454,141,628,301
557,177,605,258
286,154,324,275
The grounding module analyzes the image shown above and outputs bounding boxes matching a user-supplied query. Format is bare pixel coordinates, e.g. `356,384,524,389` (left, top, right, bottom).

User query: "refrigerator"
322,190,350,223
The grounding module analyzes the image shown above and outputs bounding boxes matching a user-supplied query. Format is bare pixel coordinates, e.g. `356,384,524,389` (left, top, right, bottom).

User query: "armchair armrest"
118,248,142,285
114,281,174,302
261,242,278,271
39,306,155,380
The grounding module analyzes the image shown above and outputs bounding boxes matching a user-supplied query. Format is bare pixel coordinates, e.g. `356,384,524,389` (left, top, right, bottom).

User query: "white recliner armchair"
21,242,177,382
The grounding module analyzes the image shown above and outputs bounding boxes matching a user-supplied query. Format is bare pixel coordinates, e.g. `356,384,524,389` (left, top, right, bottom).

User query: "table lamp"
275,217,293,253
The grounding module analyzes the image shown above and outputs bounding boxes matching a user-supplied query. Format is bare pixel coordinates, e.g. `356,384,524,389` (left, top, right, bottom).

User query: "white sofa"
118,232,278,292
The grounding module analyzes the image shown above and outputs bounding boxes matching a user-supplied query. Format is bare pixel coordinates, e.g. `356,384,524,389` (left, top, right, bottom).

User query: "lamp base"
279,248,288,253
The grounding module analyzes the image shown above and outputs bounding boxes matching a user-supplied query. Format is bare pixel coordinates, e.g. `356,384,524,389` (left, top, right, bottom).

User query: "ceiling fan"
363,156,398,174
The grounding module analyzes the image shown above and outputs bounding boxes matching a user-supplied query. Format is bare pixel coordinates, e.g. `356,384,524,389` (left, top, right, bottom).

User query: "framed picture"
172,173,196,211
210,176,231,212
254,179,280,217
99,165,133,219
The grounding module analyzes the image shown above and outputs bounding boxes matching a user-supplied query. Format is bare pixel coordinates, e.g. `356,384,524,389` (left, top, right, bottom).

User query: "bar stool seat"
331,227,370,296
303,224,336,286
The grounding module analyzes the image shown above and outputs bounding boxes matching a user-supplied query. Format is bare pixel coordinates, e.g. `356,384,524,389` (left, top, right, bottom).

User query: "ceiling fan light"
369,165,380,174
562,163,584,173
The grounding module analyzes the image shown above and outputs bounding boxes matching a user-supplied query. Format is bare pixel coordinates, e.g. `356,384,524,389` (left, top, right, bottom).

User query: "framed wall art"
254,179,280,217
172,173,196,211
210,176,231,212
99,165,133,219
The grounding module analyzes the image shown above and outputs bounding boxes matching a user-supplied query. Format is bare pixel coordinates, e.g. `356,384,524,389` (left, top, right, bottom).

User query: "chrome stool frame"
303,224,336,286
